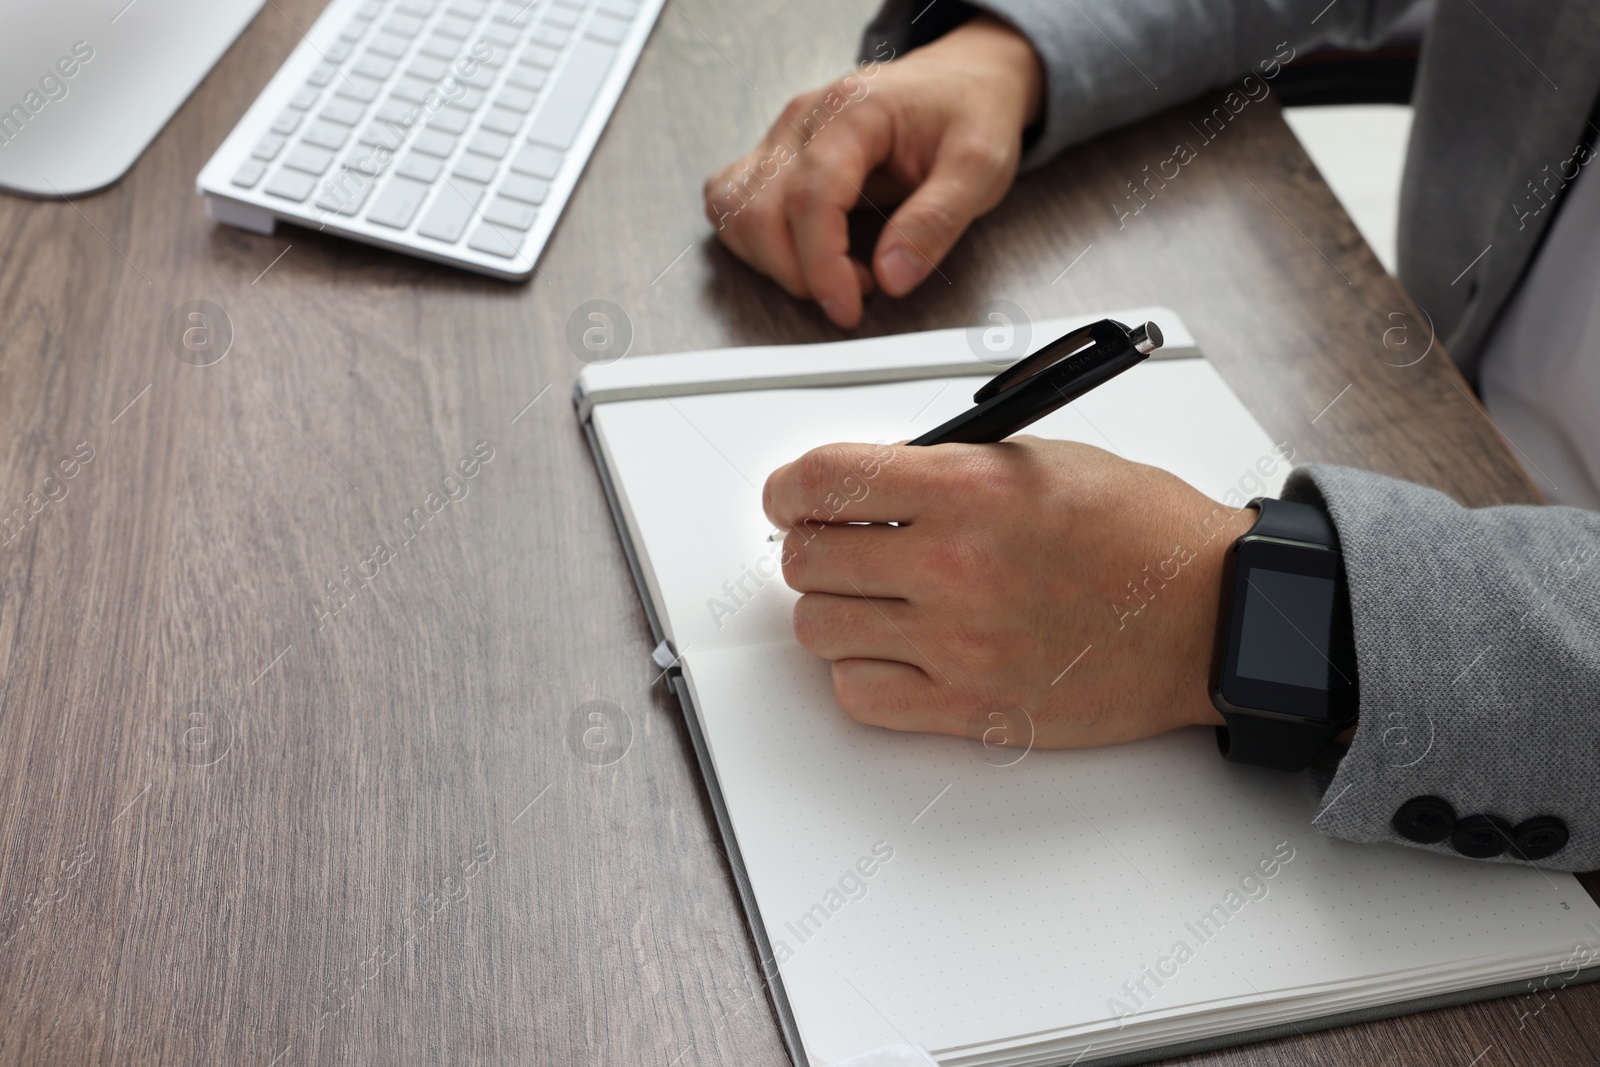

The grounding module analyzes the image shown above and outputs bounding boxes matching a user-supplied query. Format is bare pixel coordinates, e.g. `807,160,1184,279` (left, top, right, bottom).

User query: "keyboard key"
321,98,367,125
335,75,382,103
367,177,433,229
468,222,524,258
408,56,450,81
340,17,372,41
495,1,533,25
358,0,383,16
480,107,523,135
446,87,485,109
468,130,512,158
435,14,475,38
290,86,321,109
505,64,548,91
483,195,537,230
530,25,569,48
302,120,351,150
453,153,498,182
396,0,438,14
284,143,336,175
354,54,396,80
359,122,405,150
521,45,559,69
419,33,461,59
264,168,317,202
231,158,267,188
253,132,287,160
427,108,470,134
398,152,444,182
585,14,630,44
483,22,520,46
414,130,458,157
526,40,615,150
384,14,425,37
391,76,436,103
314,169,378,214
497,173,549,203
325,40,354,63
450,0,489,15
376,98,416,124
496,86,536,112
544,6,578,27
477,45,508,68
510,143,561,178
597,0,639,15
306,61,337,87
458,65,497,89
344,146,393,177
271,108,304,134
367,32,410,58
417,179,486,241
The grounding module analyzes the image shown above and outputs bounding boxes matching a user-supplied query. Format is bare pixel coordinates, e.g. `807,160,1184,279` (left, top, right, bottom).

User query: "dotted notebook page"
682,641,1600,1065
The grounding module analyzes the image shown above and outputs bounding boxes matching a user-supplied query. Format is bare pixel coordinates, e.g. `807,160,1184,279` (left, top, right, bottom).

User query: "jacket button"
1393,796,1456,844
1452,814,1515,859
1512,816,1569,861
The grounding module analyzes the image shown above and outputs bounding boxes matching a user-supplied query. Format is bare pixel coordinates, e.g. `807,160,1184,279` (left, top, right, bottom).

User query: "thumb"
873,138,1012,297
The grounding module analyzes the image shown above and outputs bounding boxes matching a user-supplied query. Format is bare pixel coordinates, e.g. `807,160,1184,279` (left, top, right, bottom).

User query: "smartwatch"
1210,497,1359,771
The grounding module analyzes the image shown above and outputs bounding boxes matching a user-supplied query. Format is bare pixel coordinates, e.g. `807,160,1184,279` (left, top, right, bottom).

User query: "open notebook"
575,308,1600,1067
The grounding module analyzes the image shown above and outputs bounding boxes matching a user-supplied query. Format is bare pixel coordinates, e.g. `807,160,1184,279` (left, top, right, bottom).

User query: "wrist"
1182,504,1259,730
942,14,1045,126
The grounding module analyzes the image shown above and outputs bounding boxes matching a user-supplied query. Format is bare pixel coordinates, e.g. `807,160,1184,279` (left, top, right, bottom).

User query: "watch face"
1217,538,1354,721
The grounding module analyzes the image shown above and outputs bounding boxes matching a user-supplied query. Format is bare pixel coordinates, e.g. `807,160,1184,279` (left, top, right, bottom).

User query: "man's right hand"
703,16,1044,329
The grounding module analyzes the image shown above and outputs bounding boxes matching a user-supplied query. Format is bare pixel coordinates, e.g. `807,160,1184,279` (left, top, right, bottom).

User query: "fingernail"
880,248,924,296
820,298,847,325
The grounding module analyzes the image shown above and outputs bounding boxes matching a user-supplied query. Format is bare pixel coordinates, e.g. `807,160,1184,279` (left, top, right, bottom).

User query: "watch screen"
1234,568,1335,691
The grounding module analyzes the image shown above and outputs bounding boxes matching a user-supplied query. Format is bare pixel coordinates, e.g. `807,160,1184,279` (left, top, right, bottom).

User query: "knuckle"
791,596,821,650
925,531,992,586
831,666,876,723
949,137,1013,179
945,620,1004,673
796,446,841,497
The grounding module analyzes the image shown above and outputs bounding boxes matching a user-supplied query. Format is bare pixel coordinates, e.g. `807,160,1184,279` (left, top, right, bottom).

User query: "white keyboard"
197,0,663,280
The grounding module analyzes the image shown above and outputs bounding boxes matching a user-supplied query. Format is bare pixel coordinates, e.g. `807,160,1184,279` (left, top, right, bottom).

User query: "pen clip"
971,319,1161,403
972,322,1103,403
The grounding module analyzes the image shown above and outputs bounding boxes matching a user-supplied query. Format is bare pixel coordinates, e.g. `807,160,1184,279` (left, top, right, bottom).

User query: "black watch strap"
1249,495,1337,546
1216,713,1344,771
1214,497,1352,772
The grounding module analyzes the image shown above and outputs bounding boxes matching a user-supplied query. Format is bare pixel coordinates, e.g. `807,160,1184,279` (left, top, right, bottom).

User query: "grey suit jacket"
862,1,1600,870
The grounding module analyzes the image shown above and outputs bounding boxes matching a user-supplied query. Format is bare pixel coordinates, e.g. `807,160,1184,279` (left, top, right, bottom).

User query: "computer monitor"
0,0,263,197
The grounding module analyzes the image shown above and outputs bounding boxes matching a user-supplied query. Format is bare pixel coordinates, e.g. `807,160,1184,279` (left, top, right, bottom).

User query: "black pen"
908,317,1163,445
764,318,1163,541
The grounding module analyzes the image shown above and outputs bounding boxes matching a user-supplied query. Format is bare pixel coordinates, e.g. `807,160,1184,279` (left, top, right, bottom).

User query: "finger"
829,659,958,734
874,136,1014,296
786,111,891,328
704,155,807,297
764,441,998,531
852,259,875,296
794,593,931,669
782,523,917,598
764,442,926,529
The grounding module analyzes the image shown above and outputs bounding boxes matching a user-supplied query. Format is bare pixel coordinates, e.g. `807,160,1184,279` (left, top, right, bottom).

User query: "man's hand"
763,439,1254,748
704,16,1044,329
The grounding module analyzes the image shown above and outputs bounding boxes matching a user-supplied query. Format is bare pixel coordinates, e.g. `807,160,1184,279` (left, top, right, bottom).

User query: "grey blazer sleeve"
1284,465,1600,871
860,0,1419,169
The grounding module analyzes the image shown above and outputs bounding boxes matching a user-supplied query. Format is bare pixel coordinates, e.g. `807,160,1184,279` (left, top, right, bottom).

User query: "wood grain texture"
0,1,1589,1065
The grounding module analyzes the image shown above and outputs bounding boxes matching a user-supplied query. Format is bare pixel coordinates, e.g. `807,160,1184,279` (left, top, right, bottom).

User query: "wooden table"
1,1,1594,1064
